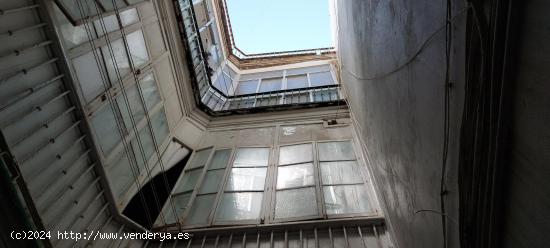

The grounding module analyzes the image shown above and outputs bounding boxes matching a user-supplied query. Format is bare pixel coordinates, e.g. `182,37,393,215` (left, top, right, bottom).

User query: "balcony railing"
175,0,344,115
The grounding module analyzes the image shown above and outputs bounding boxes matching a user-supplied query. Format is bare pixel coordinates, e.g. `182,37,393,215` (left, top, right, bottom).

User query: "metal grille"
146,224,393,248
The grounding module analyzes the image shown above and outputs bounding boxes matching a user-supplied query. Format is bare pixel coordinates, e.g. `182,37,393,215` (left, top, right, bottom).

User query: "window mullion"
179,147,215,224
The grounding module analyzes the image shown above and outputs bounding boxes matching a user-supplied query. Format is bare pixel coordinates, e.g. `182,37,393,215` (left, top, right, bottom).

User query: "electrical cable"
75,0,154,227
85,0,168,229
341,6,469,82
106,0,184,231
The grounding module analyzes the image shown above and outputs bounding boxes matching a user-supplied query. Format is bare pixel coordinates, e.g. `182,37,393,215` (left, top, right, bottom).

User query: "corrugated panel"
0,0,138,247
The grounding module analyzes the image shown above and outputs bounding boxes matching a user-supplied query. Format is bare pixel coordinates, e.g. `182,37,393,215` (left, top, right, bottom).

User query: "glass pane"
94,14,119,37
286,75,308,89
209,149,232,170
259,78,282,93
174,169,202,193
318,141,355,161
102,39,130,83
276,163,314,189
156,192,191,225
279,143,312,165
57,0,99,21
120,8,139,26
97,0,127,12
313,89,339,102
199,170,225,194
53,4,95,49
188,148,212,169
140,73,162,111
236,80,258,95
136,126,155,164
216,192,263,221
227,98,255,109
213,73,232,95
256,96,281,107
117,84,145,130
286,65,331,76
275,187,318,219
320,161,363,185
151,109,169,145
309,71,334,87
132,127,155,168
226,168,267,191
284,92,310,104
73,51,105,103
127,30,149,68
233,148,269,167
107,150,134,198
185,194,216,225
91,104,121,156
323,185,371,215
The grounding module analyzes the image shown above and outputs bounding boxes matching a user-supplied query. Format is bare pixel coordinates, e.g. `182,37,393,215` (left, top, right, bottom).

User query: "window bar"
228,233,233,248
3,90,70,128
186,236,193,248
59,188,105,232
299,229,303,248
201,235,207,248
329,227,334,248
373,225,382,248
0,58,58,85
270,231,274,248
242,232,246,248
20,120,80,163
12,106,76,147
256,232,260,248
343,226,350,248
285,229,288,248
47,176,101,230
172,239,178,248
34,148,91,196
314,228,318,248
214,234,220,248
0,22,47,37
0,40,52,59
0,74,64,112
357,226,367,248
25,136,87,181
0,4,40,16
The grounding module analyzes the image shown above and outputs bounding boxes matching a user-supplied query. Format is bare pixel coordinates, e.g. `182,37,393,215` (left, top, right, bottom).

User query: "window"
215,147,269,223
286,74,309,89
274,143,319,220
235,80,259,95
259,78,282,93
54,0,145,25
309,71,335,87
157,140,375,228
318,141,371,215
184,149,231,226
160,147,214,225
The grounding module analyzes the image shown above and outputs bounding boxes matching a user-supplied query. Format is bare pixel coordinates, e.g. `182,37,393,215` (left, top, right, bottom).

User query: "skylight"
225,0,333,54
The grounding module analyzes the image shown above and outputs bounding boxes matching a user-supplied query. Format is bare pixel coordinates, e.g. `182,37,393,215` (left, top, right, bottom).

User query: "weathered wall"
501,0,550,246
334,1,466,247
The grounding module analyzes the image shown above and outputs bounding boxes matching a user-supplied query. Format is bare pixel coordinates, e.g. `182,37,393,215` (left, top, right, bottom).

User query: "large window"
55,1,174,206
157,140,376,228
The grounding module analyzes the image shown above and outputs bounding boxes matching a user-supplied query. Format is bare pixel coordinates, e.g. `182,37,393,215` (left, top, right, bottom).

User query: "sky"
225,0,332,54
